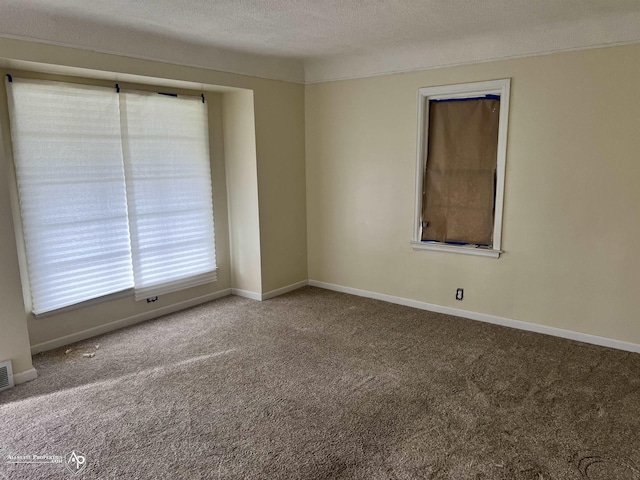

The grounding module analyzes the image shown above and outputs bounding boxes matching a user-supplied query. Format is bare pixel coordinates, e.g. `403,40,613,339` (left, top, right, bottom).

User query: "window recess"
411,79,511,258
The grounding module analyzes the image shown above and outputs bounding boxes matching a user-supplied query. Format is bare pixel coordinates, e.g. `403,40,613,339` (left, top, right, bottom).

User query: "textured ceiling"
1,0,640,82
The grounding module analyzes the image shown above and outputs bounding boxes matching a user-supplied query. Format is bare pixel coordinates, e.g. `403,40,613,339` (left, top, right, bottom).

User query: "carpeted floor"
1,287,639,479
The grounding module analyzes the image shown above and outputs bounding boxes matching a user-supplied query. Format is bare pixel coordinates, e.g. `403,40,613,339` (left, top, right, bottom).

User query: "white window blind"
7,79,134,315
119,91,217,300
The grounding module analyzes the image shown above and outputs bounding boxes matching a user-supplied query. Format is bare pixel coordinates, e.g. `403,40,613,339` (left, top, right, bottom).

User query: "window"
7,77,217,315
119,91,217,301
412,79,510,258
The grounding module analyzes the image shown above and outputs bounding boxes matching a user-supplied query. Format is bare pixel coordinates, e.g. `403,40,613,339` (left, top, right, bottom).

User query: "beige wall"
0,82,32,374
306,44,640,345
0,38,307,367
223,90,262,293
3,34,639,377
254,85,308,292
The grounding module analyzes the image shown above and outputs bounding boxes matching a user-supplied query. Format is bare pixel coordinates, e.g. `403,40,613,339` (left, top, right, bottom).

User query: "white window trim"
411,78,511,258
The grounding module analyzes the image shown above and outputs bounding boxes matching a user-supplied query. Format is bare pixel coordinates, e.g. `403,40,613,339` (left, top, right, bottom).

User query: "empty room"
0,1,639,478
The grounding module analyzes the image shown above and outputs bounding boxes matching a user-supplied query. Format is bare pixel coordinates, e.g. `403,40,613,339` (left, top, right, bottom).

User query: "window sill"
33,288,134,319
410,241,501,258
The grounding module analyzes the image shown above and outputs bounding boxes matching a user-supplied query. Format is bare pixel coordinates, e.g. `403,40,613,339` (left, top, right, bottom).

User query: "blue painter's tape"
430,94,500,103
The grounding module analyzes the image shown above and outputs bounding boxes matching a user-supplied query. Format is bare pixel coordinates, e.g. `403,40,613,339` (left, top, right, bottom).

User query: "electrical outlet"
147,296,158,303
455,288,463,301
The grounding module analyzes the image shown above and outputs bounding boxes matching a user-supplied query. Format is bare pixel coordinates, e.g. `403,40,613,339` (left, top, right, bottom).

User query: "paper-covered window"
413,79,510,258
421,96,500,245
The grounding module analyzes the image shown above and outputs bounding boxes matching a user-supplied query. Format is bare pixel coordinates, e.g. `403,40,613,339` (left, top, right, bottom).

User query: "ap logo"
64,450,87,475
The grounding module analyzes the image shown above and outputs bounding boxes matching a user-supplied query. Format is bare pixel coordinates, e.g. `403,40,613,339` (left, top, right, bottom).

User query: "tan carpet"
1,286,639,479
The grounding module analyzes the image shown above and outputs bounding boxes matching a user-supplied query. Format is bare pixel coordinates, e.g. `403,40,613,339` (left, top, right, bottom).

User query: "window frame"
4,74,219,316
411,78,511,259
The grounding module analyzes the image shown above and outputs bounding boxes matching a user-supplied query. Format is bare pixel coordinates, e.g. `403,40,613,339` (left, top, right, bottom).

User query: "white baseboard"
308,280,640,354
29,282,307,355
261,280,309,300
232,280,308,301
231,288,262,301
30,289,232,354
13,367,38,384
